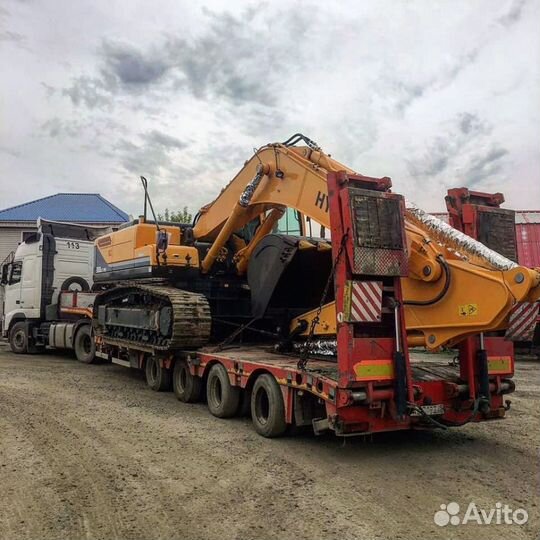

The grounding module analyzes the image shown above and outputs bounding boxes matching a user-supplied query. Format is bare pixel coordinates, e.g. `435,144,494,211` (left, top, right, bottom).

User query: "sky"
1,0,539,219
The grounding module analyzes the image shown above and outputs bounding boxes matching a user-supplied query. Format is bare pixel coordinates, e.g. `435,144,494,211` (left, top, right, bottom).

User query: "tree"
157,206,192,224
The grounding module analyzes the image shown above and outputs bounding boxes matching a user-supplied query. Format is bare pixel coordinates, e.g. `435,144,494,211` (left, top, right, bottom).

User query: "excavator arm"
192,136,540,350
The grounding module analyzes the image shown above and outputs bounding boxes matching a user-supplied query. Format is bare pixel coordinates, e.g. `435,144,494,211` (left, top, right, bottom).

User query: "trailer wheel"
74,325,96,364
9,322,28,354
173,360,202,402
251,374,286,438
206,363,240,418
145,356,171,392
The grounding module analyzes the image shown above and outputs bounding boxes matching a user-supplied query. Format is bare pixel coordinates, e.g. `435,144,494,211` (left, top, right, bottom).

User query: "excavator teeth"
94,284,211,352
298,240,317,250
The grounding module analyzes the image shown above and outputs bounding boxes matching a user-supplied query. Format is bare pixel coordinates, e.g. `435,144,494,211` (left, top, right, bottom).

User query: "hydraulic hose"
408,398,481,430
282,133,320,149
404,254,451,306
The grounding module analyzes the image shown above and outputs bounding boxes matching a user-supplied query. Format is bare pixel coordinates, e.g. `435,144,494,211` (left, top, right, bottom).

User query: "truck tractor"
1,219,109,362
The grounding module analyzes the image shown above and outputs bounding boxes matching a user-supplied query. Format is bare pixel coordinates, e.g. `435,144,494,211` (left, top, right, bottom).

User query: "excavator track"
93,284,211,352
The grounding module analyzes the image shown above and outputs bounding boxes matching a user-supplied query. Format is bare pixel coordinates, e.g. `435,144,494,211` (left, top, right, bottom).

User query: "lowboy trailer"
93,172,516,437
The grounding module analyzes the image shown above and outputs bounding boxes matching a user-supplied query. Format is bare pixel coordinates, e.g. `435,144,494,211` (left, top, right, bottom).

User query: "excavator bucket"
247,234,332,319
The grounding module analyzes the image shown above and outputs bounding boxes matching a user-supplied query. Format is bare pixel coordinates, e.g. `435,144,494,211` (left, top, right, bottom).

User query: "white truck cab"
1,219,110,358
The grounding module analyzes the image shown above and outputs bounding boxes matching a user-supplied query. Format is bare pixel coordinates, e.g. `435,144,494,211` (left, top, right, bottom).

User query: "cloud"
101,40,173,87
465,146,509,185
407,112,492,177
41,118,67,138
0,30,25,43
60,39,175,108
498,0,527,27
60,5,313,113
403,110,510,192
393,46,481,114
62,75,113,109
110,130,189,178
1,1,538,216
0,145,21,158
142,130,187,150
458,112,484,135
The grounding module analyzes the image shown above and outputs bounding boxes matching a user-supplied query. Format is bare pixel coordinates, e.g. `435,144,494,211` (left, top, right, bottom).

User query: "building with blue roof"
0,193,129,263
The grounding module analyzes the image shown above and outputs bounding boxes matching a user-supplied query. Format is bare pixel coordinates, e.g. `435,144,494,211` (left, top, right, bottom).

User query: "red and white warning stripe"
505,302,539,342
350,281,383,323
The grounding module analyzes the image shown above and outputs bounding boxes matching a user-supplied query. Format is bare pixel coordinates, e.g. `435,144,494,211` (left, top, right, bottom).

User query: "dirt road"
0,343,538,540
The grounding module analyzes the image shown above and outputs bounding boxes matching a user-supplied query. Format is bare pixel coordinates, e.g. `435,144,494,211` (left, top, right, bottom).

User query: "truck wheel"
145,356,171,392
9,322,28,354
206,363,240,418
74,325,96,364
173,360,202,402
251,374,286,437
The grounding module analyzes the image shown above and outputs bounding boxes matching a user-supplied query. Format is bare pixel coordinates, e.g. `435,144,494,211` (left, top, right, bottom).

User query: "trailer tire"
9,322,28,354
206,363,240,418
251,374,286,438
74,325,96,364
145,356,171,392
173,360,202,402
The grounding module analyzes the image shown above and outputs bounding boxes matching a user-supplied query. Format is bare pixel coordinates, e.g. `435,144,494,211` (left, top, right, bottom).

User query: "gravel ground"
0,342,538,540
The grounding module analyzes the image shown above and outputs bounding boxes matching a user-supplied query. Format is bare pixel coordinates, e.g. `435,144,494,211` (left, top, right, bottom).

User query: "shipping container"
515,212,540,268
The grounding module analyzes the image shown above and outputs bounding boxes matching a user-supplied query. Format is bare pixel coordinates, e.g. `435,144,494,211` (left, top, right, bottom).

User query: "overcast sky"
1,0,539,218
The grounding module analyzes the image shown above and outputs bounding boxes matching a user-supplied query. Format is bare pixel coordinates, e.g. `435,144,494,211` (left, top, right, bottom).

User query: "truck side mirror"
0,263,9,285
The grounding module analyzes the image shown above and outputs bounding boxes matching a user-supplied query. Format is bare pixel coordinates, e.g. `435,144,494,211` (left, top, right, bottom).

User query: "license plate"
410,404,445,416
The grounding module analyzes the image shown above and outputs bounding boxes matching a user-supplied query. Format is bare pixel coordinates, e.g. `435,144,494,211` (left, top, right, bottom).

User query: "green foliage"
157,207,192,224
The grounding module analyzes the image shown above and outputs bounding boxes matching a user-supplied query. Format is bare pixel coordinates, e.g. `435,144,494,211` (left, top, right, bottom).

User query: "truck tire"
251,374,286,437
145,356,171,392
74,325,96,364
206,363,240,418
9,322,28,354
173,360,202,402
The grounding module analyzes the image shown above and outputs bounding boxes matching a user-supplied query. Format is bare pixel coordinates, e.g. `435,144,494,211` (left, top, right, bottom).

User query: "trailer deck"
199,345,463,385
202,346,339,377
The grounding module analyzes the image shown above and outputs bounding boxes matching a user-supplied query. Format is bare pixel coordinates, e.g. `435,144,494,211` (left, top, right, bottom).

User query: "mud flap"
393,350,407,418
477,348,490,410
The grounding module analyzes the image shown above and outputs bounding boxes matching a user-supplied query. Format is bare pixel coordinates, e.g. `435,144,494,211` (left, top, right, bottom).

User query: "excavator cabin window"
275,208,302,236
275,208,329,239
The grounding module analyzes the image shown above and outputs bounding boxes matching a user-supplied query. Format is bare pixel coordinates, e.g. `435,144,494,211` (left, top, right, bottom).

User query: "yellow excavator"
92,134,540,356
